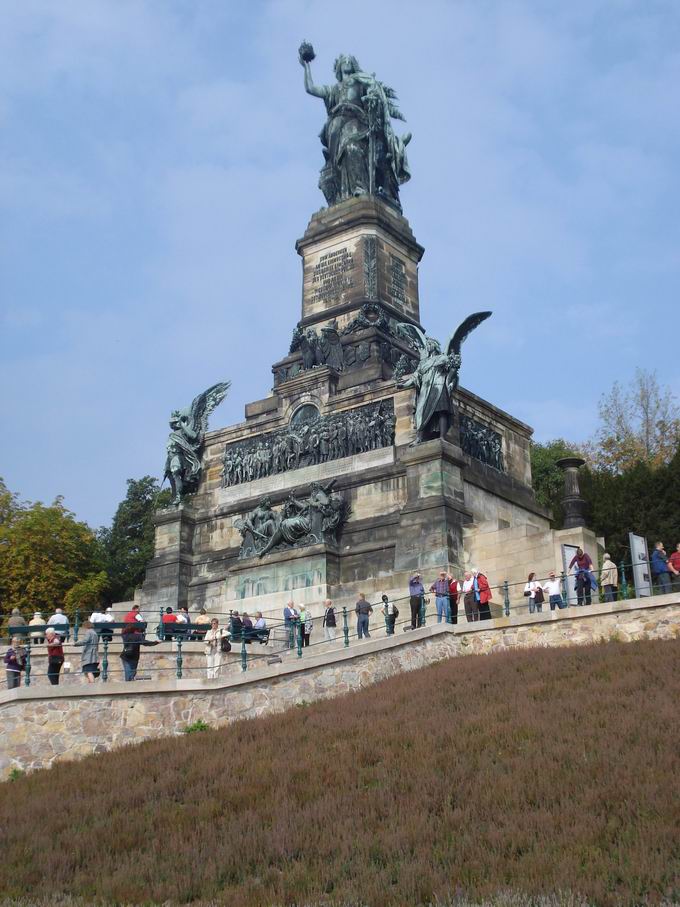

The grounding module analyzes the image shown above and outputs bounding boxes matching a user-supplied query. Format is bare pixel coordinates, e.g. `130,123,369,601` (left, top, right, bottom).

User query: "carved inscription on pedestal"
311,247,354,304
389,254,407,304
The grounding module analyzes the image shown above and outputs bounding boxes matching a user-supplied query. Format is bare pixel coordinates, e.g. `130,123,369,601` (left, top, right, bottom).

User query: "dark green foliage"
531,440,680,564
530,440,580,525
580,449,680,564
98,476,171,602
1,640,679,906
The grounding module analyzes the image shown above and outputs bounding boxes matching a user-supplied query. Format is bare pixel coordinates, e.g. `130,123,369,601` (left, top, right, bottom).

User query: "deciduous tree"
0,495,103,618
99,476,171,602
585,368,680,472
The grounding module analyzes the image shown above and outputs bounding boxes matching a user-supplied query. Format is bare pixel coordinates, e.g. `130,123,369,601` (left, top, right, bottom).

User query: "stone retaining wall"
1,595,678,777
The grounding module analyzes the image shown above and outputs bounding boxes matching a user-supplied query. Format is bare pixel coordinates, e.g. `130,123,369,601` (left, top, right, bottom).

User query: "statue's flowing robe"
165,429,201,482
320,74,410,203
410,354,454,433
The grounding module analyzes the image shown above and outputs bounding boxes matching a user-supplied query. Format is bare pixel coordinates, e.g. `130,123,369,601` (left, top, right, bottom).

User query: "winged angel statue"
396,314,492,443
163,382,231,504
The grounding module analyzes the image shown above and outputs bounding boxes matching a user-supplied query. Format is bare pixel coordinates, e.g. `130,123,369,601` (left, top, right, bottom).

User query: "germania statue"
163,382,231,504
298,41,411,209
396,314,492,443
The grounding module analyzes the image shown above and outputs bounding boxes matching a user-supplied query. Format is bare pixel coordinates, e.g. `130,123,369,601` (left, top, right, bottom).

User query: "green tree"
530,439,581,526
0,496,103,618
64,570,109,614
99,476,171,602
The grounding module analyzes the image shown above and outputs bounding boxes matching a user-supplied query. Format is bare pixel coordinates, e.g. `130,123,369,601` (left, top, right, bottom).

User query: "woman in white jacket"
204,619,227,679
523,572,543,614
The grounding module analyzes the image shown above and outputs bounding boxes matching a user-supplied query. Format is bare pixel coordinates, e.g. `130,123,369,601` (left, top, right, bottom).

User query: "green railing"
2,562,678,689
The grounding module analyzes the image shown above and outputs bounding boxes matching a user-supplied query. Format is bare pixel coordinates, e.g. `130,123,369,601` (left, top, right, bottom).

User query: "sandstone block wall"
1,595,678,778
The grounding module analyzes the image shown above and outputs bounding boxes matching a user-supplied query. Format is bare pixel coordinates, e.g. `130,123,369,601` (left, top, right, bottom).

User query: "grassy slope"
1,639,679,907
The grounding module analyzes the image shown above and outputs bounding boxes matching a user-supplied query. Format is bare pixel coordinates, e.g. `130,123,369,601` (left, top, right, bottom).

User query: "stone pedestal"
295,196,424,327
225,543,340,614
139,505,195,612
394,437,472,573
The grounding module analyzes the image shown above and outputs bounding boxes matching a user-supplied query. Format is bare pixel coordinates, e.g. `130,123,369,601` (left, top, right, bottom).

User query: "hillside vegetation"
1,640,679,907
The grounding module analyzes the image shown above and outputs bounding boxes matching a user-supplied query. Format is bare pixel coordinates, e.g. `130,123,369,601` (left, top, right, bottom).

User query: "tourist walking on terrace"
355,593,373,639
45,628,64,686
476,570,493,620
304,609,313,646
462,571,477,622
409,572,425,629
323,601,337,641
120,623,159,682
4,638,25,689
204,619,227,679
381,594,399,635
543,571,566,610
651,541,675,594
74,621,100,683
430,571,451,623
523,573,543,614
47,607,70,640
600,554,619,603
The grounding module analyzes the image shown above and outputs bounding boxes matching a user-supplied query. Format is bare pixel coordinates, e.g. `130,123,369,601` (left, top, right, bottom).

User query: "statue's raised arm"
299,41,328,100
299,41,411,210
164,381,231,505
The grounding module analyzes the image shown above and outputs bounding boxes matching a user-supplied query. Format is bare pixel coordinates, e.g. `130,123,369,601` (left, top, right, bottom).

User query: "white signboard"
629,532,651,598
561,544,580,606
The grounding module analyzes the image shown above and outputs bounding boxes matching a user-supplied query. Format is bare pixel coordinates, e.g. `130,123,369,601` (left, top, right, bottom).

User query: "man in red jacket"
669,542,680,592
123,604,144,624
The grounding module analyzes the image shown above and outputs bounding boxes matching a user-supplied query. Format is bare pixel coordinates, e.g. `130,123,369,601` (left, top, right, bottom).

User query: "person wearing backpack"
523,572,543,614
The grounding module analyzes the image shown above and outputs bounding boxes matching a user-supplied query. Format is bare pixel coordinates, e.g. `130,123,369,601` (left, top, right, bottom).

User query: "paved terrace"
1,592,679,776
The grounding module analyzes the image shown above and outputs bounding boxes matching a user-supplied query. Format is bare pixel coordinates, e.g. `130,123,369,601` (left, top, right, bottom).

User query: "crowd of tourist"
3,539,679,690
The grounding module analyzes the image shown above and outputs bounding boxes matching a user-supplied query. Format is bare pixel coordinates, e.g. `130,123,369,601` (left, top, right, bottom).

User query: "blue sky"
2,0,679,528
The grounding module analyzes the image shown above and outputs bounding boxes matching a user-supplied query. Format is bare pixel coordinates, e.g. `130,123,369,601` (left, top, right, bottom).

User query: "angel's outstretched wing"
395,323,428,359
190,381,231,435
446,312,492,357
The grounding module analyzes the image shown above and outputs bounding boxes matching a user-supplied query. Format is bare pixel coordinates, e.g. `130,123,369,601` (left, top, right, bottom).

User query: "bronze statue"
299,41,411,209
396,314,491,443
164,382,230,504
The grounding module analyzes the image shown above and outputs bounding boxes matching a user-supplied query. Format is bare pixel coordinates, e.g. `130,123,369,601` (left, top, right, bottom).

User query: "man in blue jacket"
651,541,672,594
409,572,425,629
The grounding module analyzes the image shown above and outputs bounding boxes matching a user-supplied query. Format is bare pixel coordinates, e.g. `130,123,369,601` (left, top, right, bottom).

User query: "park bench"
158,621,209,642
6,624,72,642
229,626,271,645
